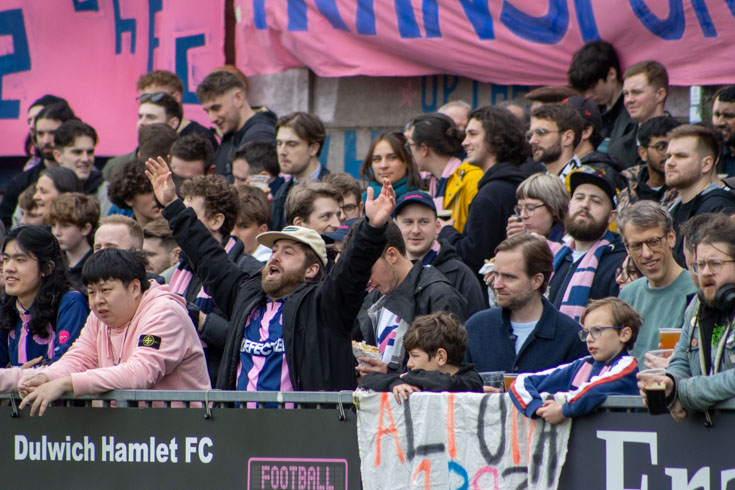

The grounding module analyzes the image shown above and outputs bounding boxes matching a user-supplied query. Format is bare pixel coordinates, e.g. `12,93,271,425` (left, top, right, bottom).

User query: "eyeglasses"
691,259,735,275
341,203,358,213
646,141,668,152
525,128,560,141
578,326,624,341
624,235,665,254
615,265,641,283
513,203,545,216
138,92,167,103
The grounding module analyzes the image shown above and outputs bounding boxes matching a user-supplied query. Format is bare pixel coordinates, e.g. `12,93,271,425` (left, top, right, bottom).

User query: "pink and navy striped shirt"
236,299,293,393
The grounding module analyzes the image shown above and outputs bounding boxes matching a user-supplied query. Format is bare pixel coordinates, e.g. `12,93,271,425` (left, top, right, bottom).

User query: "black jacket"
163,199,387,391
548,233,627,308
670,185,735,264
464,297,588,373
430,240,486,316
355,261,468,370
440,160,543,274
602,95,638,168
0,161,47,229
359,364,483,393
214,110,277,178
270,165,331,231
178,234,264,385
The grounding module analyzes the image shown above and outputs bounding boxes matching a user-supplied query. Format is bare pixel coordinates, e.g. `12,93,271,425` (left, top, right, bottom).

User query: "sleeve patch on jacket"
138,334,162,350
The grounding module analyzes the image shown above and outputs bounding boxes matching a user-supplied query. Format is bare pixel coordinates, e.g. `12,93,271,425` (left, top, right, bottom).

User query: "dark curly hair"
0,226,71,339
180,175,240,236
108,160,153,209
467,106,531,165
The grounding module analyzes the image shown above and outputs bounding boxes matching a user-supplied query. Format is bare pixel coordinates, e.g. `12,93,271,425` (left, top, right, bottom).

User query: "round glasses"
691,259,735,275
578,326,624,341
513,203,545,216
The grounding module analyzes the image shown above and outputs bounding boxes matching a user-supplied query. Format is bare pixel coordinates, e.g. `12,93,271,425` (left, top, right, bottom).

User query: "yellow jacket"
444,161,483,233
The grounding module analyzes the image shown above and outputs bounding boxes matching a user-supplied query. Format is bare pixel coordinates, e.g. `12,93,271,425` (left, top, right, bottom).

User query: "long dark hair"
408,113,464,158
359,131,424,190
0,226,71,338
40,166,83,193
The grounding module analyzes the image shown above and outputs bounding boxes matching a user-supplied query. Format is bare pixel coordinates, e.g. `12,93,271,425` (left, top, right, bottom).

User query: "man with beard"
0,102,76,229
666,125,735,263
147,157,397,392
641,220,735,425
548,167,626,321
464,234,587,375
712,85,735,176
166,174,263,385
618,116,680,210
527,103,584,181
271,112,330,231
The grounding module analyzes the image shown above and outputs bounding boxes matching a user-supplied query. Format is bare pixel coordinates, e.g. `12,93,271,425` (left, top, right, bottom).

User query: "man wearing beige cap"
147,157,396,392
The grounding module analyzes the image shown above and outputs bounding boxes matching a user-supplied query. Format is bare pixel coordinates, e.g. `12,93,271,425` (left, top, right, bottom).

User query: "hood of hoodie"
477,160,543,191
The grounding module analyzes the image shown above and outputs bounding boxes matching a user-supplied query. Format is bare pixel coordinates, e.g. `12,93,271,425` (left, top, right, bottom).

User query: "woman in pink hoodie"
14,248,211,415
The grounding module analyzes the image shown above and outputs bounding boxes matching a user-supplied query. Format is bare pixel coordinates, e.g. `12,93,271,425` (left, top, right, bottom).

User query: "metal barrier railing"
3,391,735,411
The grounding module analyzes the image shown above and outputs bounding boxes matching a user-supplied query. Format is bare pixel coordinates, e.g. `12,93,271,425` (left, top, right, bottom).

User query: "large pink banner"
235,0,735,85
0,0,224,157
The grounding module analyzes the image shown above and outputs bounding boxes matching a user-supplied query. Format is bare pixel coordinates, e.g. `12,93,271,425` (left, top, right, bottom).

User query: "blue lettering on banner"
343,130,379,177
113,0,136,54
629,0,684,40
0,9,31,119
288,0,308,32
316,0,349,31
443,76,459,103
395,0,421,38
422,0,441,38
690,0,717,37
254,0,267,29
356,0,376,35
728,0,735,16
472,80,479,108
573,0,600,41
318,134,331,168
73,0,99,12
147,0,162,71
343,130,362,177
241,338,285,356
459,0,494,40
421,76,438,113
175,34,205,104
500,0,569,44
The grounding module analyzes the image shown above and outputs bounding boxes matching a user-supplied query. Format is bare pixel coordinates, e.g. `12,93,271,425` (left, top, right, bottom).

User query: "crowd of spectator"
2,40,735,425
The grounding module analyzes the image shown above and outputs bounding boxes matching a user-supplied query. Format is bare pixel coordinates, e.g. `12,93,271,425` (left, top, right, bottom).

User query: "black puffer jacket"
163,199,387,391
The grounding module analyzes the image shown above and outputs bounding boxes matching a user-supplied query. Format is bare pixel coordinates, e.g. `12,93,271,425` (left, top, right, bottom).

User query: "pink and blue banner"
235,0,735,84
0,0,224,156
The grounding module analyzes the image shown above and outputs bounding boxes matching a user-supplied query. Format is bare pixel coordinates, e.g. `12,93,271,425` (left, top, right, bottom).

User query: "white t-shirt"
510,320,538,354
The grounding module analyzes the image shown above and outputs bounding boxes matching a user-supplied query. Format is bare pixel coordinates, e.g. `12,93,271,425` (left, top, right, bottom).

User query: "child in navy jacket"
359,311,482,402
509,297,641,423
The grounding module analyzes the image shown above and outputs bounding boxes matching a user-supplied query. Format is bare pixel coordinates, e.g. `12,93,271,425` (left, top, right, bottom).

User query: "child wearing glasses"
509,297,640,424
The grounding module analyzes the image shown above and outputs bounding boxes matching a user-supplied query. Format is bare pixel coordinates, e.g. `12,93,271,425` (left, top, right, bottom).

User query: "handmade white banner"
356,391,571,490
